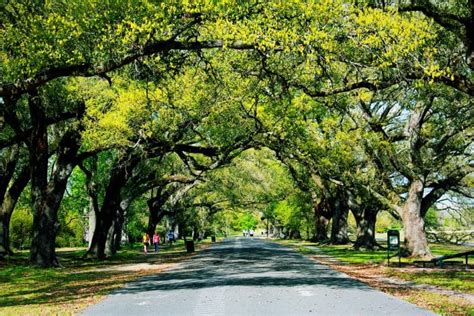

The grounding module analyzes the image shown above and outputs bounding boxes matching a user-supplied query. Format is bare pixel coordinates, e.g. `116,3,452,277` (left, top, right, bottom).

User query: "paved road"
82,237,435,315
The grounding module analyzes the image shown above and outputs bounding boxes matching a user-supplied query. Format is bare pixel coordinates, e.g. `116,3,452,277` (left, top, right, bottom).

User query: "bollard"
185,240,195,253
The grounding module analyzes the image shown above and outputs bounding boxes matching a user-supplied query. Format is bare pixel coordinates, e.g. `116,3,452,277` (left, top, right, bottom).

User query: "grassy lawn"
385,288,474,316
301,242,472,265
386,270,474,293
278,239,394,264
307,244,388,264
0,239,213,315
277,239,474,315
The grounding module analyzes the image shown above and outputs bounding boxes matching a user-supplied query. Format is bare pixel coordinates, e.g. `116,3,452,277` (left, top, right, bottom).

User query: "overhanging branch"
0,40,254,98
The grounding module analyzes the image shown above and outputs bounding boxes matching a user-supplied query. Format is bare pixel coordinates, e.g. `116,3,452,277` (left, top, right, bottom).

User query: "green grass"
390,289,474,316
297,242,473,265
313,244,389,264
430,243,473,256
387,270,474,294
280,239,397,264
0,238,214,315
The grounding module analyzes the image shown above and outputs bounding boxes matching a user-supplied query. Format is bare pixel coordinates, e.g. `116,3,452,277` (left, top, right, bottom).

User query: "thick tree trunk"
329,193,350,244
290,230,301,239
86,232,100,258
30,205,61,267
30,168,78,267
147,213,159,239
88,203,127,259
0,145,20,258
87,206,96,248
146,209,172,238
30,130,81,267
314,216,329,242
192,226,198,241
80,158,99,249
114,229,122,252
352,206,378,250
88,204,116,259
401,180,432,258
113,216,123,253
0,210,13,257
111,199,129,253
87,156,139,259
146,188,173,237
105,218,116,257
0,145,19,200
28,92,56,267
312,196,330,242
0,166,30,257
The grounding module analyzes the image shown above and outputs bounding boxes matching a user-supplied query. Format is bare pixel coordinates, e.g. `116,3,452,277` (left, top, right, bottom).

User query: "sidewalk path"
81,237,435,315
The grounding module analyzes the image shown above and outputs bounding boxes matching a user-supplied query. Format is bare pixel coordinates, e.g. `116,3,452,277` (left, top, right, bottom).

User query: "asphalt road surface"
82,237,435,316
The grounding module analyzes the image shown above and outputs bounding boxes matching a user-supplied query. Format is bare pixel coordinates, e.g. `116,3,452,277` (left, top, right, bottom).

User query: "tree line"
0,0,472,267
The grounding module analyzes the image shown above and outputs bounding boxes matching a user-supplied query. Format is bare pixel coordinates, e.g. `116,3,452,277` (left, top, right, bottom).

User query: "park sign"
388,230,400,250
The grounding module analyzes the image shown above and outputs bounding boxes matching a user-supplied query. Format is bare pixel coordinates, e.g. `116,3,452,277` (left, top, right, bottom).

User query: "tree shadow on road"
113,238,374,295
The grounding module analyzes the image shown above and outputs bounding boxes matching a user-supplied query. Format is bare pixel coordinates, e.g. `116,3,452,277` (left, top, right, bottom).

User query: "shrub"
10,207,33,250
56,213,86,247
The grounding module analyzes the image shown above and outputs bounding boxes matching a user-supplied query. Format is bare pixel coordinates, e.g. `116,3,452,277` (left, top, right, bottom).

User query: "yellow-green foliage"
1,0,440,87
67,77,151,149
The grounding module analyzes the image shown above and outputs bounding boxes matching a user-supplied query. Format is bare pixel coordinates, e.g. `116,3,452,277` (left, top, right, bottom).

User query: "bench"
413,260,436,268
414,260,466,268
414,250,473,268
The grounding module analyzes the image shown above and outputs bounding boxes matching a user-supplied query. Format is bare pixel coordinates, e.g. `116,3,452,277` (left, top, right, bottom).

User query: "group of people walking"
142,230,176,254
242,229,255,237
142,232,160,254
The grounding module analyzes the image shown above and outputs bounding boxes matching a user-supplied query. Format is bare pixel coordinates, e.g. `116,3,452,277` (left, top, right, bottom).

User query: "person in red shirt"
153,232,161,252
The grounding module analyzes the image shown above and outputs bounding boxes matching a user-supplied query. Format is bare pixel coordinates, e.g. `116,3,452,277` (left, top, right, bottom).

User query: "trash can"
186,240,195,253
211,236,216,243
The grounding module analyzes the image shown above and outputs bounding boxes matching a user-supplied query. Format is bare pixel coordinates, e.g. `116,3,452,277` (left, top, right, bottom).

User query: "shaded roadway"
82,237,435,315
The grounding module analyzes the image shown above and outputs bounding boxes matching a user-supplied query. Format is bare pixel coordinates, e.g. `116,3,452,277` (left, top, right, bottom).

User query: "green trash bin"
186,240,195,253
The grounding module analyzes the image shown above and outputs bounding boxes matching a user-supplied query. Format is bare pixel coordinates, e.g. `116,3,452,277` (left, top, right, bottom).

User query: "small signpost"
387,230,401,267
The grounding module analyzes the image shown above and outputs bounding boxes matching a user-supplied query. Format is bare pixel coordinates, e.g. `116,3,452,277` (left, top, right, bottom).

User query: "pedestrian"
167,230,174,245
143,233,150,254
153,232,160,252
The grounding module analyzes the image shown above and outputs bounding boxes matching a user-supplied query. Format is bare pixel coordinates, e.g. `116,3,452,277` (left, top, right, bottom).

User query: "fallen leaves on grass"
311,255,474,316
0,241,213,315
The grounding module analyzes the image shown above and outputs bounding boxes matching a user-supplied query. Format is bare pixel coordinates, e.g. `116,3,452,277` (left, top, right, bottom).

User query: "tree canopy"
0,0,472,266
